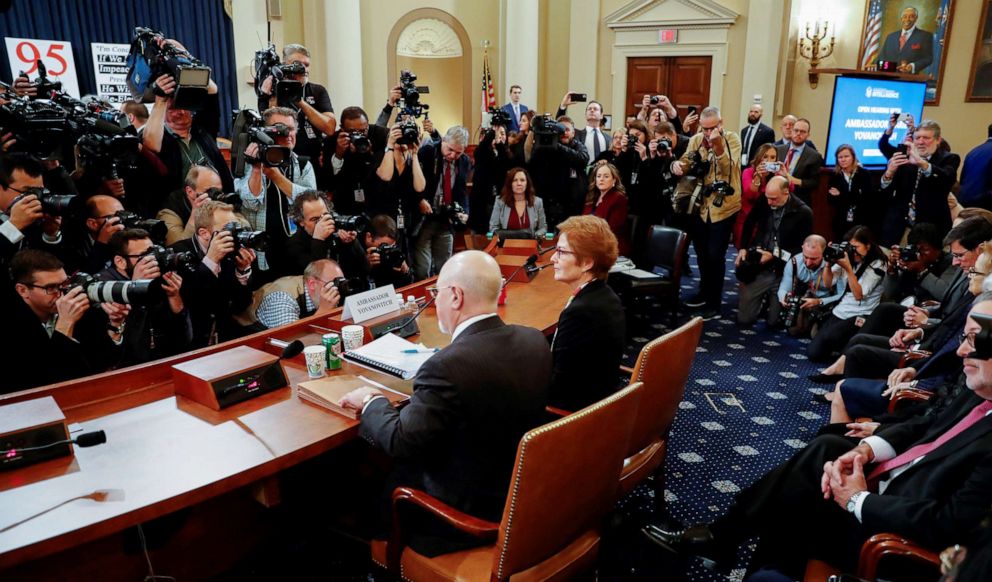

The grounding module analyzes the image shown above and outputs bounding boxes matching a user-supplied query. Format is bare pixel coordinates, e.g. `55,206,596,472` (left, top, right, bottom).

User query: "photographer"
471,120,512,234
881,222,955,304
633,121,685,237
157,165,249,246
506,110,535,167
319,106,388,213
237,259,345,330
359,215,412,289
776,235,844,337
235,106,317,281
169,201,256,347
61,194,126,275
4,249,121,392
91,229,192,367
525,115,589,228
284,190,364,275
672,106,742,319
257,44,336,176
141,37,233,194
0,153,64,265
635,94,684,131
413,125,470,280
371,121,426,258
735,176,813,326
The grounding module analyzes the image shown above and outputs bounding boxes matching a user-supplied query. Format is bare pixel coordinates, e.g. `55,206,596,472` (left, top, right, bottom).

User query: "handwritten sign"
342,285,399,323
4,37,80,98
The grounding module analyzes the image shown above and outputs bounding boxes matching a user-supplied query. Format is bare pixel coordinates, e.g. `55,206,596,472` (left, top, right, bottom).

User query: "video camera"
396,70,430,146
76,132,141,180
230,109,293,178
64,272,153,305
532,114,565,148
9,186,77,216
372,243,405,269
223,222,268,252
18,60,63,100
252,44,305,108
126,27,211,110
824,242,852,263
145,244,198,273
115,210,168,242
488,106,511,128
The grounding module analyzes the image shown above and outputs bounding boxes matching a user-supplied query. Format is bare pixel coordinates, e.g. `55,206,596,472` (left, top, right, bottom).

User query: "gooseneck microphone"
280,339,305,360
0,430,107,456
502,254,539,289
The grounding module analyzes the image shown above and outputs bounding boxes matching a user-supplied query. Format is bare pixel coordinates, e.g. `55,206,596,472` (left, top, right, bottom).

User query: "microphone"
537,244,557,255
502,254,539,288
280,339,305,360
0,430,107,456
526,263,553,276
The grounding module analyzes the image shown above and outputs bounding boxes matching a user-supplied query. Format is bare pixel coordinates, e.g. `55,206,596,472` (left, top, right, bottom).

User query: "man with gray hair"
339,250,552,555
412,125,473,280
878,6,934,74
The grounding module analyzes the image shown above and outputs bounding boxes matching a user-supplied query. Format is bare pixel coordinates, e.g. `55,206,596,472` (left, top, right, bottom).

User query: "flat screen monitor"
824,76,926,169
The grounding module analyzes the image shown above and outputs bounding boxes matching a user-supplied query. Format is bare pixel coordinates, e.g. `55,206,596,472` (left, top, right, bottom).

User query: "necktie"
743,126,754,157
593,129,602,158
868,400,992,484
443,161,453,205
514,104,520,124
784,148,796,172
899,31,909,51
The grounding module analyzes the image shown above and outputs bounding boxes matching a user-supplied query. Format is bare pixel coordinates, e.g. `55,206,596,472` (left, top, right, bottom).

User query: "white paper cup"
303,345,327,378
342,325,365,351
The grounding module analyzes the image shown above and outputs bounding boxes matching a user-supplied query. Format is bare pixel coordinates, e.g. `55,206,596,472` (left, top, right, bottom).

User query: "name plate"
342,284,399,323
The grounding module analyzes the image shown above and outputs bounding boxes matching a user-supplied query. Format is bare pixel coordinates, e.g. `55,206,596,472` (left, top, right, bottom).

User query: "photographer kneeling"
236,258,346,330
776,235,845,337
169,201,257,347
360,214,412,289
735,176,813,326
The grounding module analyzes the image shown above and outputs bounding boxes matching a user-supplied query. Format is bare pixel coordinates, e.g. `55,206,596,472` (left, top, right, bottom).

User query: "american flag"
861,0,883,68
481,50,496,113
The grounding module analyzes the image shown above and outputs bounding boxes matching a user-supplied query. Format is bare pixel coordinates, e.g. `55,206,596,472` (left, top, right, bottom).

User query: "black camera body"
705,180,735,208
532,114,565,148
231,109,293,178
332,213,370,233
373,243,405,269
656,137,673,155
488,106,511,128
223,222,268,252
437,201,467,227
11,187,77,216
397,118,421,146
898,245,918,263
65,272,153,305
146,244,197,272
252,45,304,107
685,150,712,179
127,27,211,110
204,187,240,206
824,242,853,263
330,276,365,299
115,210,167,242
783,292,804,328
19,60,63,99
398,70,430,117
76,132,141,180
348,131,371,154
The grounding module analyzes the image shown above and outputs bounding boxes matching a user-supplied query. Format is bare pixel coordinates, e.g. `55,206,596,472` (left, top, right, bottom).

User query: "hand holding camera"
100,302,131,328
234,248,255,272
312,213,336,241
7,193,43,230
54,286,91,336
207,229,235,263
319,280,341,309
96,214,125,244
132,254,162,281
161,271,184,313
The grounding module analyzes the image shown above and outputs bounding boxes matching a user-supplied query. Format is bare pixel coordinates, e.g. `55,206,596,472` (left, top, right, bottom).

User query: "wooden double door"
625,56,711,125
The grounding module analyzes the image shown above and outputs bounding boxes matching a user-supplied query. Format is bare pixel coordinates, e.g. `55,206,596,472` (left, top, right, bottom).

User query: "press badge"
354,188,365,203
397,214,405,229
630,172,638,185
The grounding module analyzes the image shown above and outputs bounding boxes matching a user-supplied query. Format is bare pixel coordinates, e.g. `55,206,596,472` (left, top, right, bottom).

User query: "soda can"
322,333,343,370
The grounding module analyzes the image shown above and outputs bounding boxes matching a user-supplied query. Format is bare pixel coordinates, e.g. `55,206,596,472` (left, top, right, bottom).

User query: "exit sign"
658,29,678,44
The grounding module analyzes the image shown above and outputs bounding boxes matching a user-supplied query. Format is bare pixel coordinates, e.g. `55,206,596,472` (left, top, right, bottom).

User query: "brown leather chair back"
490,382,644,580
626,317,702,456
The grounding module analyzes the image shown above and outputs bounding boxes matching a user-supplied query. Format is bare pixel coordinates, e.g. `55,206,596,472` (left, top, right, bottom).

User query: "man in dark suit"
649,297,992,579
318,106,389,213
499,85,529,133
772,115,817,151
555,92,609,161
879,120,960,246
878,6,934,74
339,250,552,556
739,104,775,166
774,118,823,206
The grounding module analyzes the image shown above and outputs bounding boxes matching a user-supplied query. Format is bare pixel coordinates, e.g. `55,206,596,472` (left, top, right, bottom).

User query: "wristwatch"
361,392,378,408
846,490,869,514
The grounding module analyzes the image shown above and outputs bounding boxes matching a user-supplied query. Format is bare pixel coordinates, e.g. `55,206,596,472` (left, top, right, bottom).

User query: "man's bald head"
804,235,827,251
438,250,502,312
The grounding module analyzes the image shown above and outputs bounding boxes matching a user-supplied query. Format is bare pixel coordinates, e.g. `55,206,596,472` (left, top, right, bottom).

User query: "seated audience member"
319,106,389,212
548,215,625,411
370,120,426,246
735,144,781,249
488,167,548,239
807,226,887,362
776,235,843,336
358,214,413,289
284,190,363,275
338,251,552,556
525,115,589,227
736,176,813,326
238,259,343,329
0,153,64,264
93,229,192,367
774,118,822,206
62,194,126,275
880,222,955,303
235,106,318,280
878,120,960,246
4,249,121,393
157,165,249,246
958,123,992,210
827,144,877,241
470,122,512,233
413,125,471,280
583,161,631,256
170,201,256,347
648,299,992,580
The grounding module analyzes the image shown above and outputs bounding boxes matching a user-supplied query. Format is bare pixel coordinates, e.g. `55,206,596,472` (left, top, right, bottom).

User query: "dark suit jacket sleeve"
878,133,899,160
194,92,221,138
558,140,589,170
911,30,934,72
797,150,823,192
358,357,460,459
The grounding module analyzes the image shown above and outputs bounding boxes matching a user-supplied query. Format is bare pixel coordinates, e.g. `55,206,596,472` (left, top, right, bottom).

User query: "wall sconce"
797,20,835,88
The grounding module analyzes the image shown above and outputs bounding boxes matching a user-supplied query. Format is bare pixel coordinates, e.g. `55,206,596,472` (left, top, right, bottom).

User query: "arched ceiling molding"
396,17,463,58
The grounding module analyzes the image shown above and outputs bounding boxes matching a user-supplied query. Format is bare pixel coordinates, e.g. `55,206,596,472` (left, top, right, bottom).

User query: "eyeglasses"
960,332,978,349
553,247,576,257
951,250,970,260
426,285,454,299
23,281,69,295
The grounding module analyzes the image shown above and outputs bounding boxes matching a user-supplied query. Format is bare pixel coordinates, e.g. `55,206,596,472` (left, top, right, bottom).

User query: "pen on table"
402,348,439,354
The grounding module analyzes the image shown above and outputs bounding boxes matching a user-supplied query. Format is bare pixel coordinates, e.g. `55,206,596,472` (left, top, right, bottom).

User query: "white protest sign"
341,284,399,323
91,43,132,106
4,37,80,98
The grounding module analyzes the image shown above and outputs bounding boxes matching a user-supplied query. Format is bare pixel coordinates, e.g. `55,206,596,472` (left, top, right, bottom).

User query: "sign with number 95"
4,37,80,98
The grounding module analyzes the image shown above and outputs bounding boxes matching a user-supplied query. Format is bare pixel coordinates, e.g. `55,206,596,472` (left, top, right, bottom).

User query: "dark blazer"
574,127,610,159
740,194,813,273
500,102,529,133
416,141,472,234
549,279,625,411
739,123,776,163
359,316,551,556
317,124,389,213
879,149,961,246
879,27,934,73
157,93,234,194
827,168,877,240
775,143,823,205
528,138,590,223
471,130,514,233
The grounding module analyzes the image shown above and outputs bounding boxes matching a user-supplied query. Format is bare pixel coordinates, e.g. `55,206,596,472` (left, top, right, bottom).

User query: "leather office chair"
371,382,645,581
618,317,703,505
617,226,689,325
803,533,940,581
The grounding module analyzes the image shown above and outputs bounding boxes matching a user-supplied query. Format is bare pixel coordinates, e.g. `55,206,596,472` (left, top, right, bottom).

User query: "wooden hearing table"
0,249,567,575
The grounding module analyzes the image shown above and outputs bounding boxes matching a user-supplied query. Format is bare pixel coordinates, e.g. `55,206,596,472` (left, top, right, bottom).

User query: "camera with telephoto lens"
10,187,77,216
488,106,511,128
252,44,305,107
126,27,211,110
332,213,370,233
704,180,734,208
0,96,71,158
223,222,268,252
230,109,293,177
437,201,467,227
824,242,852,263
532,113,566,149
203,187,240,206
114,210,167,242
63,272,153,305
76,132,141,180
145,244,197,273
897,245,918,264
373,243,405,269
348,131,371,154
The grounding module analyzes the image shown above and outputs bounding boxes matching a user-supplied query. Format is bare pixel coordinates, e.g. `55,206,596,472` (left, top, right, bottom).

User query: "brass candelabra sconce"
798,20,835,88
